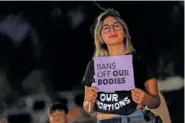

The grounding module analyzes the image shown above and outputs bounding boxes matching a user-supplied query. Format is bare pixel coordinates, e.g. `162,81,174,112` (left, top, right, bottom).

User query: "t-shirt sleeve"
81,60,95,87
143,60,158,82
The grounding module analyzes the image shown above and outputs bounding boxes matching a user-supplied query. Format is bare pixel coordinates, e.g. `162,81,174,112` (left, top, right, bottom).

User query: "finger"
86,89,96,93
132,92,140,97
89,94,97,101
131,89,139,95
86,91,96,98
132,88,143,93
90,93,97,98
132,94,138,99
132,96,139,103
131,92,138,99
86,92,92,97
86,89,97,95
90,97,96,102
132,97,138,104
131,89,141,94
91,89,97,95
132,95,141,104
85,95,96,101
132,95,138,103
131,91,140,97
91,99,96,103
86,94,97,100
90,88,98,93
86,88,96,92
86,86,96,90
92,93,97,98
91,87,98,90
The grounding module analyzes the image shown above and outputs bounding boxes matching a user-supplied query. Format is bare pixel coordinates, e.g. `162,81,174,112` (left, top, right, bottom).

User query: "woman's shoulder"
89,59,94,65
131,52,142,61
86,59,94,70
132,52,158,80
132,52,152,66
132,52,151,70
81,59,95,87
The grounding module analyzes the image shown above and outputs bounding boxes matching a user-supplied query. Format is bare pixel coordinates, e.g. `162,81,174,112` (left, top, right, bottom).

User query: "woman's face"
101,16,125,46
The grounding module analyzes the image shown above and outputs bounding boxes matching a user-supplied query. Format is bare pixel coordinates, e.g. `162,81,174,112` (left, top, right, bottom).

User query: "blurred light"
25,98,33,108
171,5,180,21
50,7,62,18
68,5,86,29
158,76,184,92
0,14,29,45
22,70,46,93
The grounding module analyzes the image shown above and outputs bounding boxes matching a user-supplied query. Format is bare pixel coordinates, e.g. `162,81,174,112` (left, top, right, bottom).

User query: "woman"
82,9,161,123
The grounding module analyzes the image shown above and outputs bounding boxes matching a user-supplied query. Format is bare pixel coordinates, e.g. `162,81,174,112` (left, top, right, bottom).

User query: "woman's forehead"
102,16,119,25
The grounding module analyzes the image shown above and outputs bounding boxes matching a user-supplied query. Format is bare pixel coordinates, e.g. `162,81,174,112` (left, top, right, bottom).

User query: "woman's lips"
109,34,117,38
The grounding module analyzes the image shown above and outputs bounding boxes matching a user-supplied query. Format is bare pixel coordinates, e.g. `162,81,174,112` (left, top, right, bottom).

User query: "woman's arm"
83,86,97,117
83,100,97,117
131,78,161,109
144,77,161,109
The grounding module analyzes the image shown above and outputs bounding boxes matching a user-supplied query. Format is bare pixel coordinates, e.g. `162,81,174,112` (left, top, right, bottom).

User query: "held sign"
94,55,135,92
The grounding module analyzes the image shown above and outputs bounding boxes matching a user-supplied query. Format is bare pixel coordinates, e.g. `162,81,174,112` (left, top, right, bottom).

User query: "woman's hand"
85,86,97,103
131,88,146,109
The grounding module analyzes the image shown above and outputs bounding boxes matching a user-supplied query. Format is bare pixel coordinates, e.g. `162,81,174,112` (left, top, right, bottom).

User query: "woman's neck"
107,43,128,56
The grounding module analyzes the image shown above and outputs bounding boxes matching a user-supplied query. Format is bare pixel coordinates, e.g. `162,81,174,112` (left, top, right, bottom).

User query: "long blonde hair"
91,9,135,57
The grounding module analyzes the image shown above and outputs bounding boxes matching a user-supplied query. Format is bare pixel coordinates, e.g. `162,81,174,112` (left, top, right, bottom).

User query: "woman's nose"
109,26,115,32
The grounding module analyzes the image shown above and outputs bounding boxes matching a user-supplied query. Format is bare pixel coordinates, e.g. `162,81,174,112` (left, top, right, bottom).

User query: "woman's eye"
103,27,109,30
114,24,121,27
